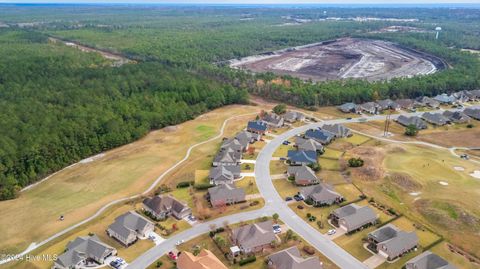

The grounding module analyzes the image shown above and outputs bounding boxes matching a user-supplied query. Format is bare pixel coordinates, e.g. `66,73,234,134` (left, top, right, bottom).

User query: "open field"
347,141,480,257
230,38,444,82
0,105,260,255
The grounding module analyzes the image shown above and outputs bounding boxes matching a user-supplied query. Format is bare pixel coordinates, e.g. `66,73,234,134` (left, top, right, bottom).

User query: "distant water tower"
435,27,442,40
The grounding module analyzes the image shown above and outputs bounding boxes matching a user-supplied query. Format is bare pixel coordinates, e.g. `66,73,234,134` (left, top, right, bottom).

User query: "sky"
0,0,479,4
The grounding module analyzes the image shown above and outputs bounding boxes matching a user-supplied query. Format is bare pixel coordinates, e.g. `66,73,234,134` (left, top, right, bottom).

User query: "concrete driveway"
326,227,347,240
363,254,386,269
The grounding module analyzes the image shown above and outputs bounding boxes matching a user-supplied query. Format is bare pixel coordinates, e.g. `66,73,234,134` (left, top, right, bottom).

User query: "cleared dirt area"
230,38,444,81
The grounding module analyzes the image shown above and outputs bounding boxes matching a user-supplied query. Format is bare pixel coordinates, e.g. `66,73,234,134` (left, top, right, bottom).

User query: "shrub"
272,104,287,115
194,183,214,190
249,200,260,206
239,256,256,266
304,198,313,206
348,157,364,167
467,123,474,128
303,246,316,255
176,181,194,188
405,124,419,136
156,261,163,268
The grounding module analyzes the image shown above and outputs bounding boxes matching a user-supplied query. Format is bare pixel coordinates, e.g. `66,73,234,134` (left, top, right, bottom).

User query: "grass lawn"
289,202,336,234
273,179,298,199
273,144,293,158
156,217,191,238
319,170,347,185
242,151,259,160
334,183,364,203
194,169,210,185
0,105,261,254
270,160,288,175
240,163,254,172
356,199,395,225
343,134,372,145
333,226,376,261
236,177,259,195
321,148,344,159
319,158,341,171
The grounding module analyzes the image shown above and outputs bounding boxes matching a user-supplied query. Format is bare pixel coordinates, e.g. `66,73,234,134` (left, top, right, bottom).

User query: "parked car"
168,251,177,260
346,117,352,120
327,229,336,236
176,240,185,246
279,157,287,161
283,140,291,145
460,154,470,160
285,196,293,202
148,235,156,241
273,224,282,234
293,194,304,201
110,261,120,269
187,215,197,222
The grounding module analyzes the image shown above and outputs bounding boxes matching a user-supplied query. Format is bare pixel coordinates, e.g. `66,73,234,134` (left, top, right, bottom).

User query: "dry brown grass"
346,146,386,181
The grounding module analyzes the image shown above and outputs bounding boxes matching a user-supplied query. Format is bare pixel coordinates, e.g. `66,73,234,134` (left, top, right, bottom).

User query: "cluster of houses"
395,106,480,129
284,124,352,206
338,90,480,115
207,110,306,208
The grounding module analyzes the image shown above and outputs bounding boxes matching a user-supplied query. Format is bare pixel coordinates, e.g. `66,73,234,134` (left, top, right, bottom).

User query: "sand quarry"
230,38,445,82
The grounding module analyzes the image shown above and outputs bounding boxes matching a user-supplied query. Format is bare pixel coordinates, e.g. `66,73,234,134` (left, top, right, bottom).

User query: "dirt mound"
385,144,407,154
389,172,422,192
348,146,385,181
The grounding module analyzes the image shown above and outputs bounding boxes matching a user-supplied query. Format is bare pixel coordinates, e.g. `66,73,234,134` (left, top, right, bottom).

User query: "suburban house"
231,220,277,253
220,138,244,153
453,91,471,104
212,147,241,167
235,130,260,151
207,183,246,207
262,112,284,128
305,128,336,144
442,111,471,123
209,165,241,185
367,224,419,261
359,102,380,114
247,120,268,134
338,102,359,113
415,97,440,108
107,211,154,247
267,246,323,269
295,136,324,153
377,99,401,111
405,251,457,269
395,115,428,129
433,93,457,104
287,165,319,186
177,249,228,269
422,112,451,126
287,150,317,166
464,107,480,120
395,99,415,110
467,90,480,101
300,184,343,206
321,124,352,138
284,111,306,123
52,235,117,269
330,203,378,233
143,195,191,220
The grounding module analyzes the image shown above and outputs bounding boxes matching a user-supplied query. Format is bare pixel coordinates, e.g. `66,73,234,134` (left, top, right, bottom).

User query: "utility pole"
383,110,392,137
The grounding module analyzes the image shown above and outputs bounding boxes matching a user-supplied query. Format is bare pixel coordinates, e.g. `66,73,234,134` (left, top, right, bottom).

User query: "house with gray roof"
433,94,457,105
396,99,415,110
300,184,343,206
212,147,241,167
442,111,471,124
368,224,419,261
143,195,191,220
422,112,451,126
322,124,352,138
262,113,284,128
452,91,471,103
405,251,457,269
52,235,116,269
287,165,319,186
284,111,306,123
295,136,324,153
221,138,243,153
330,203,378,233
377,99,401,111
305,128,336,144
107,211,154,247
359,102,380,114
464,107,480,120
287,150,317,166
395,115,428,130
267,246,323,269
208,183,246,208
235,130,260,151
209,165,241,185
467,90,480,100
415,97,440,108
231,220,277,253
338,102,359,113
247,120,268,134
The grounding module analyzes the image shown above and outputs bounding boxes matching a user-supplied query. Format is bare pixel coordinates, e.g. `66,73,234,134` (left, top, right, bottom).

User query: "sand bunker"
79,153,105,164
409,192,421,196
453,166,465,171
439,181,449,186
470,170,480,179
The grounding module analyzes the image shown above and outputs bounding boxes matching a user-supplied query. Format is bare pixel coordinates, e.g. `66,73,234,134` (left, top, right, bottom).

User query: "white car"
327,229,336,236
176,240,185,246
273,224,281,234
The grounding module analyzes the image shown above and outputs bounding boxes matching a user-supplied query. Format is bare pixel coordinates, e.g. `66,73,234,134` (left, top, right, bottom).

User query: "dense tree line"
0,31,247,200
